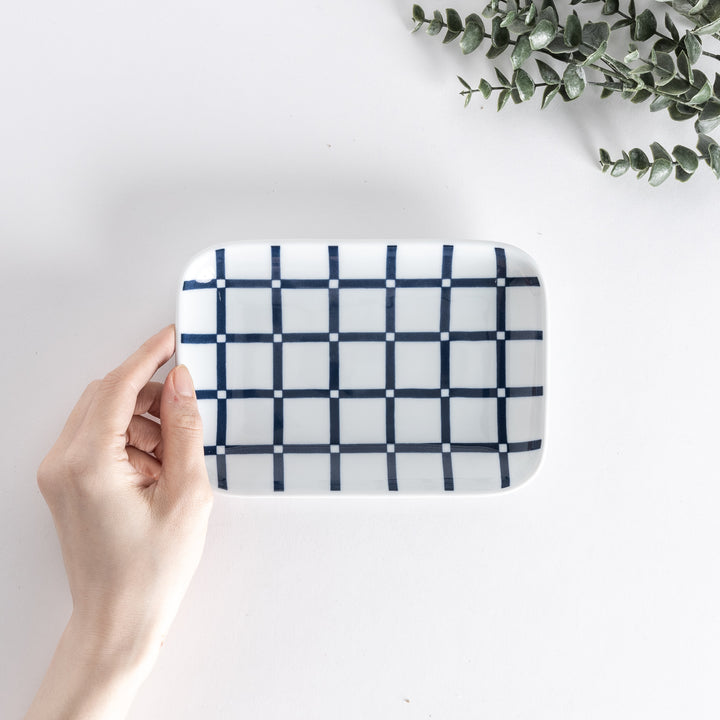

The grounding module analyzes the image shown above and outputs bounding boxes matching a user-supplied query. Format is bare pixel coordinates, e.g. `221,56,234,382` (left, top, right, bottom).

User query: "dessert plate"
176,242,545,495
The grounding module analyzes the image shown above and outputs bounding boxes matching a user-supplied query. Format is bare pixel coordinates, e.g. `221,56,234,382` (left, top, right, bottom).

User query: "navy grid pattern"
181,245,543,492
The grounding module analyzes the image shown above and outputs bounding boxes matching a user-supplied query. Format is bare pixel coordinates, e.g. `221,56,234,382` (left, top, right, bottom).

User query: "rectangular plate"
176,241,545,494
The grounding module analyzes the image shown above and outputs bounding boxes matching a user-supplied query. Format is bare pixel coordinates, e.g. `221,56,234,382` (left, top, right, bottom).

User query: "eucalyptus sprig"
411,0,720,184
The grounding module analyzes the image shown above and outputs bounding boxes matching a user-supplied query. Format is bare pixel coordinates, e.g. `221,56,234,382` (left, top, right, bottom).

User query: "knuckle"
102,369,138,397
173,408,203,434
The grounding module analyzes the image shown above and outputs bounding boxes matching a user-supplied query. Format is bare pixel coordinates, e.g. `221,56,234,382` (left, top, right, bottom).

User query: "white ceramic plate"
176,241,545,494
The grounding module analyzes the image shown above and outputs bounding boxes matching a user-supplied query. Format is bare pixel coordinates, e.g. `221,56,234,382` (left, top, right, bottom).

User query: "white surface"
2,1,720,717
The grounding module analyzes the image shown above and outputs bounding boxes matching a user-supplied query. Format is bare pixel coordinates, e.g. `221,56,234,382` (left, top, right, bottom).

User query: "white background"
2,1,720,718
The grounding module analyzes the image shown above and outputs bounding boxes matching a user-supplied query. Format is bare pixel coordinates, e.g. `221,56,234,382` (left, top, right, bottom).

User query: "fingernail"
173,364,195,398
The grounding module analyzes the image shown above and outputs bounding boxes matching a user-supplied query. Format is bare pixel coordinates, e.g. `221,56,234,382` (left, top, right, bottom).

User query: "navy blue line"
440,244,454,491
182,276,539,291
386,245,398,491
180,330,542,345
195,386,544,401
215,249,228,490
204,439,542,456
271,246,284,491
495,247,510,488
329,246,340,491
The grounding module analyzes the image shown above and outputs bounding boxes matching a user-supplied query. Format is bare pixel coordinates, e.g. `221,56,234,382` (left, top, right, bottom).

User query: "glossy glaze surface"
176,242,545,494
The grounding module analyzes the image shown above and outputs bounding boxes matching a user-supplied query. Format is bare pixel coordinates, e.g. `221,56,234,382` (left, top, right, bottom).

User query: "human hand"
26,325,213,719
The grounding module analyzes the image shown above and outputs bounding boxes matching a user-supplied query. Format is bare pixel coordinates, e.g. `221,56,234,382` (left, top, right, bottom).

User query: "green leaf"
611,155,630,176
464,93,472,107
677,51,693,83
460,18,485,53
479,78,493,98
714,72,720,97
664,12,680,40
458,76,472,90
689,80,712,104
526,3,538,23
485,43,508,58
629,148,650,170
648,158,673,185
611,18,633,30
602,0,619,13
693,16,720,35
632,88,653,103
662,77,691,95
601,85,614,98
446,8,463,31
696,132,715,156
496,68,511,87
683,31,702,64
541,83,560,107
695,98,720,133
667,102,696,120
672,144,700,171
599,147,612,167
675,166,694,181
650,142,672,162
650,94,674,111
500,10,518,27
580,21,610,65
688,0,712,14
652,51,676,84
624,47,640,63
708,143,720,178
536,59,561,84
412,5,426,22
562,63,586,99
633,9,657,42
563,13,582,48
529,18,557,49
491,15,510,47
497,88,511,110
628,0,636,16
513,68,535,100
427,11,443,35
511,34,532,68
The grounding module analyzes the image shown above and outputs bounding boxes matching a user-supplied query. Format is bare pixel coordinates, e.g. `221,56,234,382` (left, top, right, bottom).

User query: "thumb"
159,364,208,490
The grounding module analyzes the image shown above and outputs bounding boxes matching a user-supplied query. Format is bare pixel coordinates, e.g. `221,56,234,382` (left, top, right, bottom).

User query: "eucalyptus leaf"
629,0,636,17
677,51,693,83
601,85,615,98
479,78,493,98
675,166,694,181
526,3,538,23
497,88,511,110
530,18,557,49
602,0,620,13
496,68,511,87
580,21,610,65
611,17,633,29
650,142,672,161
514,68,536,100
536,59,561,84
599,148,611,165
633,9,657,42
486,44,508,58
664,12,680,40
654,38,678,53
460,15,485,54
541,83,560,107
611,157,630,175
693,16,720,34
510,88,522,104
650,94,674,111
662,77,691,95
491,15,511,47
629,148,650,170
563,63,586,99
672,144,700,171
412,4,426,22
464,93,472,107
648,158,673,185
668,102,697,120
511,34,533,68
564,13,582,47
624,47,640,63
689,80,712,104
695,98,720,133
458,76,472,90
653,52,676,84
427,10,444,35
688,0,712,15
708,143,720,178
500,10,518,27
683,31,702,64
446,8,463,32
632,88,653,102
696,132,715,157
714,72,720,97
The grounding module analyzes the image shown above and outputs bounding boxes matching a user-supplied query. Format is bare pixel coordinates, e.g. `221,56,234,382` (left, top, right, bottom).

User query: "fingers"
126,445,162,483
85,326,176,440
134,382,164,419
126,415,162,456
158,365,209,499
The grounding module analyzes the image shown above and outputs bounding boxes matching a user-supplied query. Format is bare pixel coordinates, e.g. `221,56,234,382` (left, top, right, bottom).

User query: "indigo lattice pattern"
177,243,545,494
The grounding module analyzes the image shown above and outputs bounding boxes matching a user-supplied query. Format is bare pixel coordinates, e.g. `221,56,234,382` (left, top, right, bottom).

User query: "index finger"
85,325,176,439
